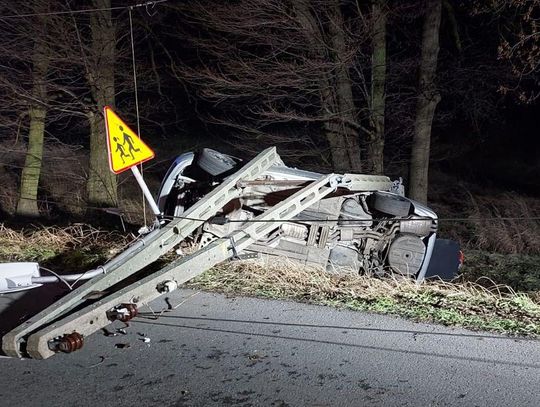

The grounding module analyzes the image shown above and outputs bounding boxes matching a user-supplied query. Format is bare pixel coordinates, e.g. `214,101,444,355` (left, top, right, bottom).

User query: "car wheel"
197,148,237,176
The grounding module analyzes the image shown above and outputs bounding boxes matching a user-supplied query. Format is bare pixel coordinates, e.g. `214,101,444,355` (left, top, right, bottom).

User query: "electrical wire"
0,0,171,19
159,214,540,223
38,266,74,291
128,7,147,227
36,265,108,289
1,192,539,224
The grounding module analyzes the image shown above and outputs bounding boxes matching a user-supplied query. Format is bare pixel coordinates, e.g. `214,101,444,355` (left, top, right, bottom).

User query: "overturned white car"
157,148,452,282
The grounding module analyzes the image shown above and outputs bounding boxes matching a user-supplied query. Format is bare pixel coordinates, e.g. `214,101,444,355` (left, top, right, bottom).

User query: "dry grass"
187,259,540,337
428,176,540,256
468,194,540,254
0,223,131,265
117,191,157,226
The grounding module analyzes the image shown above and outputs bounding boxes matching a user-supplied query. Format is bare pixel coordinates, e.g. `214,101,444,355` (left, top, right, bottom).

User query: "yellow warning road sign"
104,106,155,174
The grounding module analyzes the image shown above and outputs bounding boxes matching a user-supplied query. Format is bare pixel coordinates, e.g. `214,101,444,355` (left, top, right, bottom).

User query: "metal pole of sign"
130,165,161,216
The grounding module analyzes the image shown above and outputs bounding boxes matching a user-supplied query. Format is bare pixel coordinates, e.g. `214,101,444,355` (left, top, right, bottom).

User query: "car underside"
157,149,441,282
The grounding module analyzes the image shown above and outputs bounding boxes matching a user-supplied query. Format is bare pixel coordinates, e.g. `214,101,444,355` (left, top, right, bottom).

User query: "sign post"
129,165,160,216
103,106,161,216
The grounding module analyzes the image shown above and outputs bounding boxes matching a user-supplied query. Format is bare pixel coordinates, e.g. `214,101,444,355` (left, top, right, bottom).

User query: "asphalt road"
1,289,539,407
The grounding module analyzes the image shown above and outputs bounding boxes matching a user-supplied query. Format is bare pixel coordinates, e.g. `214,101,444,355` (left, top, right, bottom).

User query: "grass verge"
0,223,131,272
187,260,540,337
1,223,539,337
459,250,540,294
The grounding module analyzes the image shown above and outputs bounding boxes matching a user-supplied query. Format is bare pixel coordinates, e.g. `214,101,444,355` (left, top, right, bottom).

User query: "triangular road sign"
104,106,155,174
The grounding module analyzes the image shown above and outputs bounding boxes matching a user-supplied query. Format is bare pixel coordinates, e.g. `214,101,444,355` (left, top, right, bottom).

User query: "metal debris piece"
102,328,118,337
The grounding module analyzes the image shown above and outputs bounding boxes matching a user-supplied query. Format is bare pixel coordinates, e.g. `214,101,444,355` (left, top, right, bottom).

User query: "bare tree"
16,19,50,216
0,1,53,216
295,0,363,171
165,0,396,171
0,0,142,215
495,0,540,102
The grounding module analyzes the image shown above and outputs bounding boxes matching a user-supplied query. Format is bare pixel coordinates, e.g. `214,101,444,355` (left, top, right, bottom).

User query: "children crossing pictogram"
104,106,155,174
120,125,141,159
113,136,129,164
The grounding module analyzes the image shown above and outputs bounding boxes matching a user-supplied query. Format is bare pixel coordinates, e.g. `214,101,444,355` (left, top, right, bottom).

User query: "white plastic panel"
0,262,42,293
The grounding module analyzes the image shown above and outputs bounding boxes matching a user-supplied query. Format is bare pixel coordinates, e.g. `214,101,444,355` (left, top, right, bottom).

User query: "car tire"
197,148,237,176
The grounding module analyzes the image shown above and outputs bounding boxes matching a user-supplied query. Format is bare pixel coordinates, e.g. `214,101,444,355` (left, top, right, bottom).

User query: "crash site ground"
0,223,539,406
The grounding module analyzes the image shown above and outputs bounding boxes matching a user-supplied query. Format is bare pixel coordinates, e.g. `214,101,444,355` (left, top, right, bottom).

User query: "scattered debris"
86,356,106,368
247,350,266,360
116,328,127,335
114,343,131,349
102,328,117,337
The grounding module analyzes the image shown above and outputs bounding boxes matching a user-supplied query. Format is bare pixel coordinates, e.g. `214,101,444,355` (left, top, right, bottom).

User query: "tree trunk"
87,110,117,206
409,0,442,204
86,0,117,207
323,120,350,172
16,34,49,217
328,0,362,172
367,0,387,174
17,108,46,216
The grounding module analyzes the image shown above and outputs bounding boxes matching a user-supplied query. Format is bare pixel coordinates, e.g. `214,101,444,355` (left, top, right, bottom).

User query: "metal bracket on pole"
2,147,280,358
341,174,393,192
25,174,345,359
